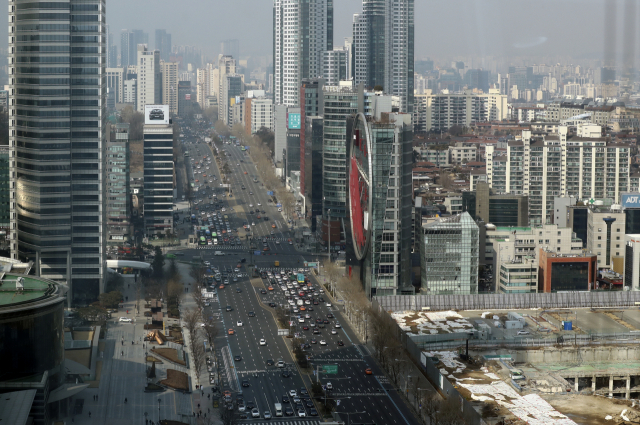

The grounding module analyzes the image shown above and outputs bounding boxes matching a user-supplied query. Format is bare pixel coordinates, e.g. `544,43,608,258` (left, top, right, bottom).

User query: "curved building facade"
348,112,414,297
0,274,66,386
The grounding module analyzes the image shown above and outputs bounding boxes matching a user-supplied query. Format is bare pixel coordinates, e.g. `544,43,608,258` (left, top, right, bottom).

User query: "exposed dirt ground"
159,369,188,391
130,139,143,173
151,348,186,365
542,394,639,425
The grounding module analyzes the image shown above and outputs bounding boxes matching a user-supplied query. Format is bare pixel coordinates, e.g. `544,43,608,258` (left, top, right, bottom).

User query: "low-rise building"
538,249,597,292
586,207,625,270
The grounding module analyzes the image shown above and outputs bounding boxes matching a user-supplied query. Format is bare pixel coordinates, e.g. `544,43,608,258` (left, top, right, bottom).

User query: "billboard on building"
144,105,169,125
622,193,640,208
288,113,301,129
185,94,191,100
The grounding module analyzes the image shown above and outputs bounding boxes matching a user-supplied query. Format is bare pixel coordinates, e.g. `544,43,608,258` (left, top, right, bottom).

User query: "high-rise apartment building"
120,29,148,69
273,0,333,107
136,45,161,112
9,0,106,306
0,148,9,232
143,107,174,237
353,0,414,113
413,90,508,133
106,124,131,245
486,127,630,225
217,55,237,105
249,97,274,134
322,49,347,85
349,112,414,296
161,61,179,115
155,29,172,62
196,63,216,109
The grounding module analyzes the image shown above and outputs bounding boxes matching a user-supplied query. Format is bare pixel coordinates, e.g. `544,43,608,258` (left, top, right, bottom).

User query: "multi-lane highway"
173,119,420,424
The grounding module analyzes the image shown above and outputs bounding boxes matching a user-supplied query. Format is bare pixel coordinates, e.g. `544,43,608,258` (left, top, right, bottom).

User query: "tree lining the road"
182,307,206,384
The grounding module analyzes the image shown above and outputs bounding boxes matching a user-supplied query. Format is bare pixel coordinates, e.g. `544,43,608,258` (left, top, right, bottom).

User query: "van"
274,403,283,417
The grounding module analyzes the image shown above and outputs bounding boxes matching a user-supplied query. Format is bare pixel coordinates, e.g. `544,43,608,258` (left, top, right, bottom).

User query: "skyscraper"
155,29,172,62
353,0,414,112
349,112,414,297
121,30,132,69
220,39,240,63
273,0,333,107
161,61,179,115
143,106,174,237
136,45,162,112
9,0,106,306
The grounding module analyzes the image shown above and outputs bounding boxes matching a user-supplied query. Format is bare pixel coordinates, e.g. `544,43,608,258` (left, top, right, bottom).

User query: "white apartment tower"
353,0,414,113
136,45,161,112
161,61,179,115
273,0,333,107
486,127,631,225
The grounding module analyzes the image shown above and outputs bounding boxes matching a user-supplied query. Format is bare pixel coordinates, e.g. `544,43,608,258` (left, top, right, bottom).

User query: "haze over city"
3,1,640,425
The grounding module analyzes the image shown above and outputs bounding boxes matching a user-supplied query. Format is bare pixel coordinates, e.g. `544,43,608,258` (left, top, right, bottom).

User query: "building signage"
288,113,301,130
144,104,169,125
622,193,640,208
185,94,191,100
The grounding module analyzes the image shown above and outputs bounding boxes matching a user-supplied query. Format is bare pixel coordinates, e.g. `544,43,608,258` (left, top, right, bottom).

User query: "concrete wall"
513,346,640,364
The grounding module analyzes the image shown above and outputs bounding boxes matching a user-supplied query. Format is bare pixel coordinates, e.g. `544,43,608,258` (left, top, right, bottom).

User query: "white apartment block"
448,143,477,165
417,89,508,132
161,61,179,115
488,224,583,293
273,0,332,107
196,63,216,109
136,45,161,112
124,79,137,108
486,126,630,225
250,98,274,133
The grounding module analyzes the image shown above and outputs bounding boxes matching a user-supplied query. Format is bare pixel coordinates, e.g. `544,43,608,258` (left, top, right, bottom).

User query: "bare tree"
422,392,440,425
191,337,206,383
191,281,205,311
203,322,219,345
182,307,201,343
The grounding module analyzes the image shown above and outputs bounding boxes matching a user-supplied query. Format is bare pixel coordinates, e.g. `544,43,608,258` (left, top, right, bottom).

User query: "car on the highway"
335,323,341,328
248,311,255,317
298,409,306,417
285,406,294,416
228,329,234,335
331,329,338,335
266,359,274,366
119,317,132,323
277,360,285,368
264,411,272,419
282,370,291,378
236,320,243,327
309,408,318,416
234,355,242,361
319,340,327,345
251,408,260,418
238,402,246,412
260,338,267,346
365,368,373,375
242,379,250,387
337,341,344,346
281,395,290,403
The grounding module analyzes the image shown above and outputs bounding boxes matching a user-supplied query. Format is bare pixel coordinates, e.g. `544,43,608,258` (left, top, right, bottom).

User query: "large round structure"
349,113,373,260
0,274,66,387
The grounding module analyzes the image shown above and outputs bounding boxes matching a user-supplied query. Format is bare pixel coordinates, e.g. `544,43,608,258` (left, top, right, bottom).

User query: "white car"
335,323,341,328
331,329,338,335
517,330,530,335
319,340,327,346
257,202,261,206
278,208,282,212
260,338,267,346
251,408,260,418
298,409,306,417
249,204,254,208
326,303,332,307
298,318,305,323
237,320,243,327
289,389,297,397
119,317,132,323
204,261,210,266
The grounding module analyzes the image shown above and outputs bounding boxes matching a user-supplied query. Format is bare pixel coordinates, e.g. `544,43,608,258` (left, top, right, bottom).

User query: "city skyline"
1,0,633,64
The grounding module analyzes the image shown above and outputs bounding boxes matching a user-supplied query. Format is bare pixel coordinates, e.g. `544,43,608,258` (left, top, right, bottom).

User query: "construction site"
373,293,640,424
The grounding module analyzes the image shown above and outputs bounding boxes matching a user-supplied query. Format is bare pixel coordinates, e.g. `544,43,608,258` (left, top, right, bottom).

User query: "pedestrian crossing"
197,245,248,250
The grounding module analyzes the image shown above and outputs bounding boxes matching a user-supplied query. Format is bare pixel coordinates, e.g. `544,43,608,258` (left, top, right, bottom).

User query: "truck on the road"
274,403,282,417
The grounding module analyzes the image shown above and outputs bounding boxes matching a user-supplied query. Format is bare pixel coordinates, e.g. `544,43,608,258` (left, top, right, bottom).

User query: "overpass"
106,260,152,271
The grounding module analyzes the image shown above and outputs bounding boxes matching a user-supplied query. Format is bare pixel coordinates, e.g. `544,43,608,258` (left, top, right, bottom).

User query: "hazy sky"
2,0,637,67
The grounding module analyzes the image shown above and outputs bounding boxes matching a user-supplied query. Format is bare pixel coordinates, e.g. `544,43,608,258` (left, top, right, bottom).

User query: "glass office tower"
9,0,106,306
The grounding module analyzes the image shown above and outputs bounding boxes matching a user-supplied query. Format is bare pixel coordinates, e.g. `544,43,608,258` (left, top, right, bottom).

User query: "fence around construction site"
374,291,640,312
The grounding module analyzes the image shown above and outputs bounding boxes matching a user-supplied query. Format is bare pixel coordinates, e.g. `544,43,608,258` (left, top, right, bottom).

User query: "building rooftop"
0,273,65,310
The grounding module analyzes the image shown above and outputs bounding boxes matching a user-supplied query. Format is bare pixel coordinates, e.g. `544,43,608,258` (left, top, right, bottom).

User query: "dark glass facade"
571,208,588,248
489,199,519,227
9,0,106,306
286,130,301,178
308,118,323,232
625,209,640,234
143,125,174,237
550,262,590,291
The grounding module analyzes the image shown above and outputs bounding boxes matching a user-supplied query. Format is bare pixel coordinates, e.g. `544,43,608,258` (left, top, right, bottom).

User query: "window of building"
597,244,601,248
